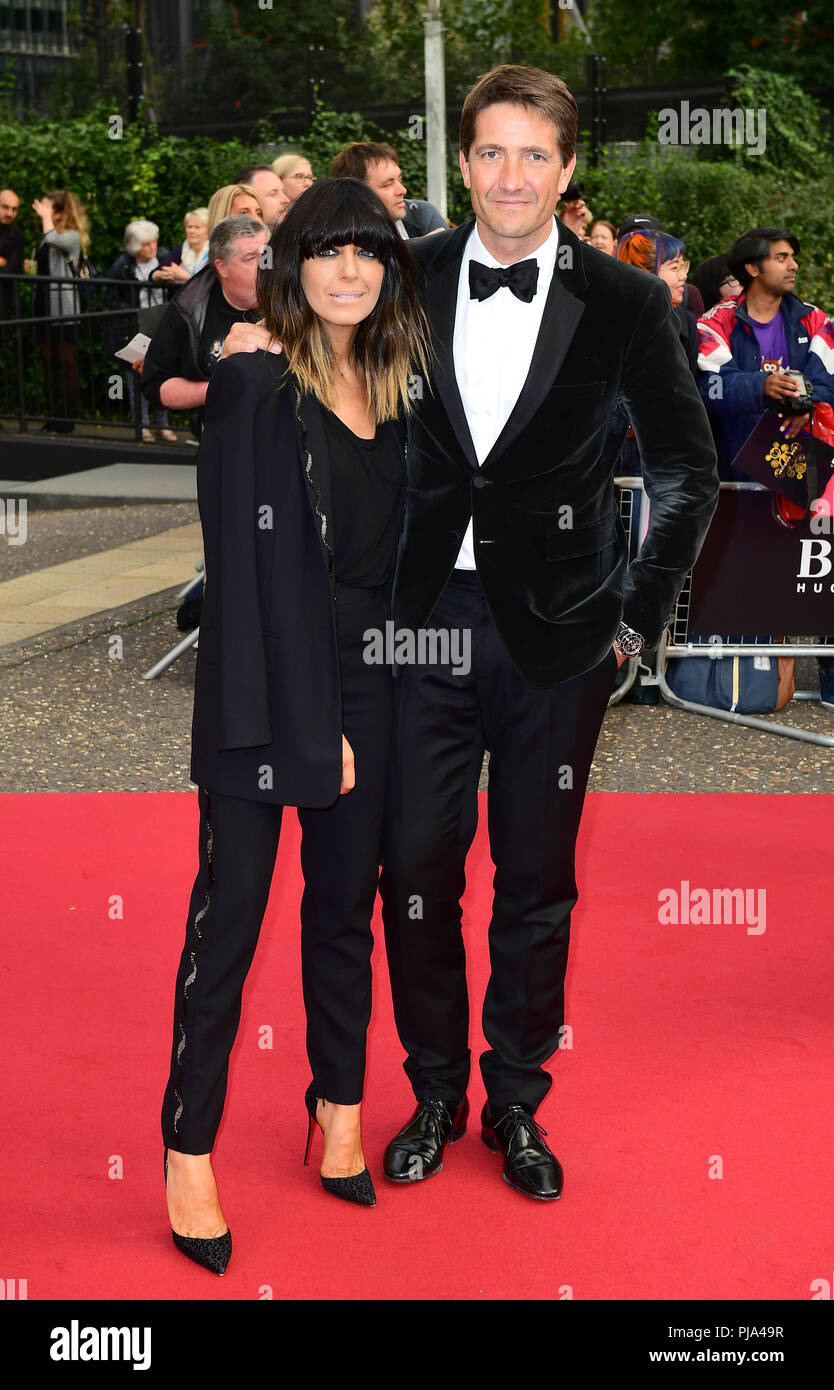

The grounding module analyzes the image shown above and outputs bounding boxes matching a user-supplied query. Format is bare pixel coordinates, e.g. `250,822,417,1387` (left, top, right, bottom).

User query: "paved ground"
1,495,833,794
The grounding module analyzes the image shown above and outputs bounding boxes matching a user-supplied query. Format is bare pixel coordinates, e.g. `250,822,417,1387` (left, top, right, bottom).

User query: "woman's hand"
340,735,355,794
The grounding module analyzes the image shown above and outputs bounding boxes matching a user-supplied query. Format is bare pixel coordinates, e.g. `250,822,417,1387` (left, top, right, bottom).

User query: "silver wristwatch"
615,621,645,659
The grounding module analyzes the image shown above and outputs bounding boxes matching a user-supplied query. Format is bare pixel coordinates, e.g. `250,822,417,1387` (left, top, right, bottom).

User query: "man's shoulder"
406,224,460,266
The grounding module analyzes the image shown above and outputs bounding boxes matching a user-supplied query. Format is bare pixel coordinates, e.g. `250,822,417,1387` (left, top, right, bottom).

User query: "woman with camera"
160,177,430,1274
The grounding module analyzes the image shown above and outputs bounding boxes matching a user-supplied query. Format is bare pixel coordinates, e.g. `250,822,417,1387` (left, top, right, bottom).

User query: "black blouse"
322,408,406,586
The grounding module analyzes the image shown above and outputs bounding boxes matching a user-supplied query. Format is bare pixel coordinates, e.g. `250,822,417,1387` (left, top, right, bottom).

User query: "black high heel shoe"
303,1083,376,1206
164,1148,232,1275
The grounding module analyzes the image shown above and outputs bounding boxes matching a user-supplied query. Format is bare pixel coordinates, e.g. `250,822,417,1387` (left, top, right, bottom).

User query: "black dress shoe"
383,1095,469,1182
480,1103,563,1201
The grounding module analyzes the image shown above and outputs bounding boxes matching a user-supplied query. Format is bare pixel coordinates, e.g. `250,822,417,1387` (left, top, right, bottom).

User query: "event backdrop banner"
687,489,834,636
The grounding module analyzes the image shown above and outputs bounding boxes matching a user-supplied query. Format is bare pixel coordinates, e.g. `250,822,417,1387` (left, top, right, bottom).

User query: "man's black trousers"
379,569,618,1116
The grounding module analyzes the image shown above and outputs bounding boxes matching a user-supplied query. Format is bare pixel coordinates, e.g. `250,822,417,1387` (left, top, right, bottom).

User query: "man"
697,227,834,462
231,165,290,228
142,214,269,438
697,227,834,710
220,66,719,1201
376,64,718,1201
0,187,25,320
329,142,446,239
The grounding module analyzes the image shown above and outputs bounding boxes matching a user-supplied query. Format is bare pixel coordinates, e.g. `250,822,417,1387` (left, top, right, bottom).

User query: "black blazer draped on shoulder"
190,350,346,807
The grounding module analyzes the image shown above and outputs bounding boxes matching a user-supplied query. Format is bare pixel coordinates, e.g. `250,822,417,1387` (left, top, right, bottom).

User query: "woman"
161,177,430,1274
272,153,314,205
587,219,616,255
617,227,698,373
105,220,177,443
156,207,210,284
187,186,264,278
690,253,741,312
31,189,89,432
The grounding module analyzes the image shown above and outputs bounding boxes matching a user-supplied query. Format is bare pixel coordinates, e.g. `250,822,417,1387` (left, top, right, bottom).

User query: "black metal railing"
0,272,184,440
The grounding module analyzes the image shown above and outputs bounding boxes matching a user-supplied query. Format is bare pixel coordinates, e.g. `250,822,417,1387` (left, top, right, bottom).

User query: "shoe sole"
502,1170,562,1201
383,1125,466,1183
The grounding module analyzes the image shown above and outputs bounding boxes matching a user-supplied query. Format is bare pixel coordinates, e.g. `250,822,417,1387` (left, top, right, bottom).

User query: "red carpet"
2,791,832,1301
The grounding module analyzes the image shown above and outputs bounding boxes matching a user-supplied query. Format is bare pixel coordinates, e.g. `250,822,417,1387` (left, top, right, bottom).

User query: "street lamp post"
423,0,448,220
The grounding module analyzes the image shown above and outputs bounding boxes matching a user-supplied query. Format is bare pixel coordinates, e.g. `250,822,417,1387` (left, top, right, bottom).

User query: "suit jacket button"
473,476,488,488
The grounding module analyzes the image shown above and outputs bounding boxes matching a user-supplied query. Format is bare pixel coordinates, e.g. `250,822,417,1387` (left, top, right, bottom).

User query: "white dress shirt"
452,216,559,569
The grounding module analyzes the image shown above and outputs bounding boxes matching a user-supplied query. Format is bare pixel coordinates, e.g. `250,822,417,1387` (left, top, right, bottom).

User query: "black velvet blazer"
189,351,353,807
396,217,720,686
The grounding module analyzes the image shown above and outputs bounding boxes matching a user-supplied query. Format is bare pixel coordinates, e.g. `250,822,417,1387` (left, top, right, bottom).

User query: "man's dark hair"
329,143,400,181
727,228,799,290
231,164,276,184
459,63,578,166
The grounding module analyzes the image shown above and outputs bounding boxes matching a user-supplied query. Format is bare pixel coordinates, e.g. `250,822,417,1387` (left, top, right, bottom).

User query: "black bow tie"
469,257,539,303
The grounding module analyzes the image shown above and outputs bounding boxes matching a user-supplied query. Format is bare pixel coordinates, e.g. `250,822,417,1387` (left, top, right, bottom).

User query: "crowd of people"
2,139,833,713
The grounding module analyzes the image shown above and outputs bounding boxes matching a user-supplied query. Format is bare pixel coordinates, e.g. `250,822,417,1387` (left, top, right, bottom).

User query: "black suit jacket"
395,218,719,686
189,351,346,806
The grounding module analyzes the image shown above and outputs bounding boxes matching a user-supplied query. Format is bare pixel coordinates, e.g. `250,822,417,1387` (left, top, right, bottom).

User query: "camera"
765,369,814,416
561,179,585,203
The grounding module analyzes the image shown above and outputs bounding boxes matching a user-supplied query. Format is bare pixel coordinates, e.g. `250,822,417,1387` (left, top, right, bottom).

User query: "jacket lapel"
423,220,479,470
481,219,588,470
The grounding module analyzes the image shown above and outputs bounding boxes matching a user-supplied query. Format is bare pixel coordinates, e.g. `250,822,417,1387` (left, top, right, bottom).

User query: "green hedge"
3,101,833,309
580,146,834,311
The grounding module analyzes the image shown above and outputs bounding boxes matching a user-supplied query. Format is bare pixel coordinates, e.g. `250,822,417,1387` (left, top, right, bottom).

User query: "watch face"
617,625,644,657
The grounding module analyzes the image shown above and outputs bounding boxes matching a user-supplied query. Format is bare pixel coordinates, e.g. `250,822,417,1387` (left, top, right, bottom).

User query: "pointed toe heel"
320,1168,376,1206
164,1147,232,1275
304,1084,375,1206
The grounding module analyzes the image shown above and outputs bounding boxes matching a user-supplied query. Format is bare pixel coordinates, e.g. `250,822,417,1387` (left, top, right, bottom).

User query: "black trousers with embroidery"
161,586,392,1154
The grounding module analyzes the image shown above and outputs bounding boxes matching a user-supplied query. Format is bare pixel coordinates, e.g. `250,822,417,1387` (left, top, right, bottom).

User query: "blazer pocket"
546,516,617,560
547,379,607,400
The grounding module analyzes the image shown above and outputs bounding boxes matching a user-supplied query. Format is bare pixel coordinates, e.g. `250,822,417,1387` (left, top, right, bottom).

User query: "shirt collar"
465,215,559,279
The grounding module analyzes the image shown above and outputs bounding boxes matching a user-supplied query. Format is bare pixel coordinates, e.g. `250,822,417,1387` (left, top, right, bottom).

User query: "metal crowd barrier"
0,271,176,437
609,476,834,748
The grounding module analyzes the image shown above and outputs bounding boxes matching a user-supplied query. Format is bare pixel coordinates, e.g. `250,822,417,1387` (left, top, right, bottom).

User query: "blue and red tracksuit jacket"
696,291,834,469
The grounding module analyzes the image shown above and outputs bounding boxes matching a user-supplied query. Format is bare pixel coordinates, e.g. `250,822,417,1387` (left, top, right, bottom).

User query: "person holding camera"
697,228,834,463
697,226,834,710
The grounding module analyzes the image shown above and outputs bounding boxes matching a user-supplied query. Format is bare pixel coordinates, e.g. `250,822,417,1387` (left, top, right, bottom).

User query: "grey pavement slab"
0,462,197,505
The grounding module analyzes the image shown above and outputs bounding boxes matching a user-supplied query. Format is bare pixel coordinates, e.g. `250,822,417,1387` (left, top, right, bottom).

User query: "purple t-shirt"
748,311,789,376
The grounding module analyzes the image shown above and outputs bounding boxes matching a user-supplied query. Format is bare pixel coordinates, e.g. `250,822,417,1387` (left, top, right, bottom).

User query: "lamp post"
423,0,447,220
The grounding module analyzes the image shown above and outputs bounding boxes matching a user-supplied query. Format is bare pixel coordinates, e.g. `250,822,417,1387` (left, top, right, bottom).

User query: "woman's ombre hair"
257,177,431,421
617,228,686,275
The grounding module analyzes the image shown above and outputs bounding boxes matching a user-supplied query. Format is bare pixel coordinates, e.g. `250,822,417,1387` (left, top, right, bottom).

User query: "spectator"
697,228,834,463
231,165,290,228
328,141,447,238
141,214,269,441
617,226,699,373
691,254,741,312
0,187,25,320
697,226,834,710
156,208,210,285
105,220,177,443
272,153,314,205
188,185,265,278
558,179,591,238
587,219,616,255
30,189,90,433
